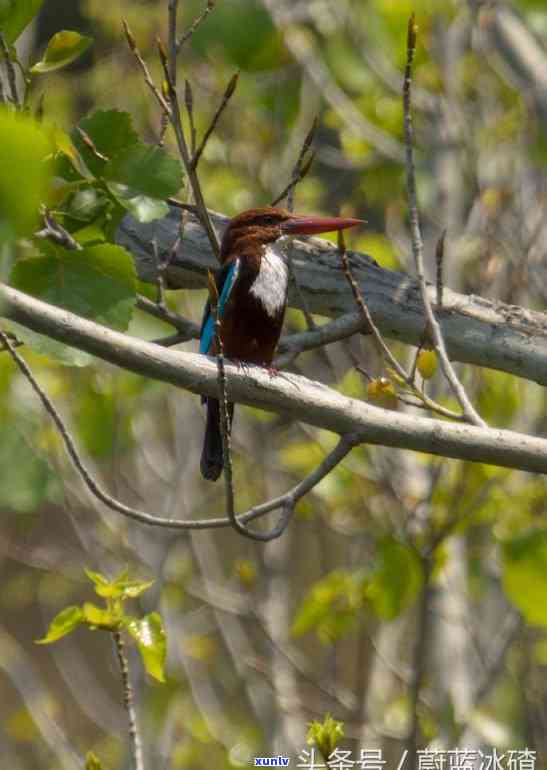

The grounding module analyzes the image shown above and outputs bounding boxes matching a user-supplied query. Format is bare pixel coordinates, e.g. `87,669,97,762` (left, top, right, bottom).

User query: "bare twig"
403,16,485,427
270,152,315,209
160,5,221,258
0,68,6,104
273,121,319,330
271,118,318,210
337,231,461,420
35,212,82,251
76,127,109,162
113,631,144,770
435,229,447,307
191,72,239,169
136,294,199,339
122,21,171,115
0,32,19,107
184,79,197,155
176,0,216,52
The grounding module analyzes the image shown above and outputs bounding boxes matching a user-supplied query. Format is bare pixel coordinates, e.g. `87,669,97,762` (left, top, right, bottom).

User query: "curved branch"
116,207,547,386
1,282,546,475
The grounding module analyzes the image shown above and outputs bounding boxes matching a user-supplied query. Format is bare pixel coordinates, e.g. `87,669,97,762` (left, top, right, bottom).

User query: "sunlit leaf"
85,751,104,770
307,714,344,760
82,602,118,630
0,0,44,44
127,612,166,681
31,30,93,74
36,605,83,644
107,184,169,223
94,576,154,600
84,568,110,587
367,378,398,410
0,110,52,241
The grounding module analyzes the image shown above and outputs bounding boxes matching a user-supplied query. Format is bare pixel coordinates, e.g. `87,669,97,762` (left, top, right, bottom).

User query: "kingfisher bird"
199,206,363,481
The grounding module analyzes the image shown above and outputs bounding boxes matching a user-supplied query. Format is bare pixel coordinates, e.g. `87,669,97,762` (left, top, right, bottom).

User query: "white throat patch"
249,244,289,318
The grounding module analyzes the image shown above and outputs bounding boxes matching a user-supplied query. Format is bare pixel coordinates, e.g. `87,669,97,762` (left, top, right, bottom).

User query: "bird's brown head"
220,206,363,261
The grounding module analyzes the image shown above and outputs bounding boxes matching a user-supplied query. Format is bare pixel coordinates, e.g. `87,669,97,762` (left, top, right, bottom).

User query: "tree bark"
116,207,547,386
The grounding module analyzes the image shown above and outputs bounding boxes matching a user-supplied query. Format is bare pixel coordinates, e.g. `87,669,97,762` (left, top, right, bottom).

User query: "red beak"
281,214,364,236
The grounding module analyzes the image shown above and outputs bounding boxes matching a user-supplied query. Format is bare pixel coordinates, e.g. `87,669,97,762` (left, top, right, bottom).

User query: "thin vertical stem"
405,560,431,766
113,631,144,770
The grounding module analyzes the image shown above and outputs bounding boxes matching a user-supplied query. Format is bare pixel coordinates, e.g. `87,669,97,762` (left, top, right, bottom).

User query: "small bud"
157,36,168,68
307,715,344,763
299,149,315,180
184,79,193,112
302,117,318,154
367,377,398,410
234,559,257,589
407,13,417,50
225,71,239,100
85,751,103,770
122,20,136,51
416,349,438,380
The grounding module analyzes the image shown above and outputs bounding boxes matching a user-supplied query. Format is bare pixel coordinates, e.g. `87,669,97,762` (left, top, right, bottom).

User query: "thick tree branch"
1,282,546,475
117,207,547,386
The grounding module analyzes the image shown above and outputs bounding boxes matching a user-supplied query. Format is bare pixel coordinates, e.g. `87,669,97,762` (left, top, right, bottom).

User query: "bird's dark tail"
200,398,234,481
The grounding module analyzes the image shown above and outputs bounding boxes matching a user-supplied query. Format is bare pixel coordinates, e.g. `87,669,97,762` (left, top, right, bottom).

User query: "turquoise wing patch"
199,260,239,354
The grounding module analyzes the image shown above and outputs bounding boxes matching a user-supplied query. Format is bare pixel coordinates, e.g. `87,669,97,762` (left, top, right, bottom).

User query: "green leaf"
10,242,136,364
116,578,155,600
502,531,547,627
107,185,169,223
0,110,52,241
73,110,140,178
307,714,344,761
127,612,166,682
0,0,44,44
84,568,110,587
36,605,83,644
82,602,119,630
11,242,136,330
93,578,153,601
85,751,104,770
292,570,366,644
104,144,183,200
366,538,423,620
31,30,93,73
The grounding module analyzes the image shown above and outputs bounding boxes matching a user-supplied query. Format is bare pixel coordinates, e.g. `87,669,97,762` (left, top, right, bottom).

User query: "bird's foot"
266,366,280,378
233,359,252,375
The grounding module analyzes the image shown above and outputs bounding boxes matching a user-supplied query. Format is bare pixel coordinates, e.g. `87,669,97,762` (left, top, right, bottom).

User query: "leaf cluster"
37,568,167,683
